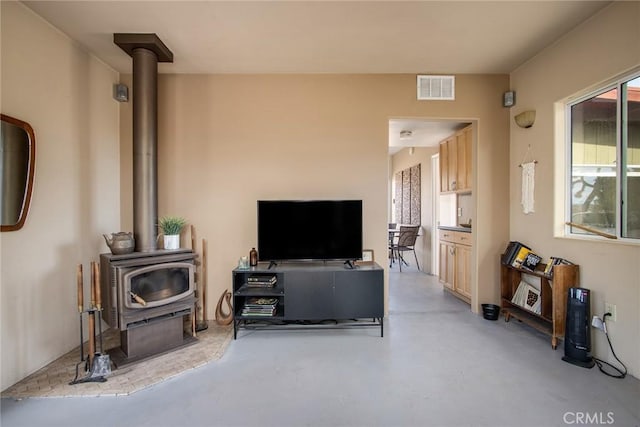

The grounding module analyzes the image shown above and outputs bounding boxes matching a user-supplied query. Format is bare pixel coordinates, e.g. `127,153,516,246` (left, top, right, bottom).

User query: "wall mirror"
1,114,36,231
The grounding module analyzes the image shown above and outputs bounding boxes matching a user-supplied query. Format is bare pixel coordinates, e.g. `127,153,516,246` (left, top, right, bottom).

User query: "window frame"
564,69,640,243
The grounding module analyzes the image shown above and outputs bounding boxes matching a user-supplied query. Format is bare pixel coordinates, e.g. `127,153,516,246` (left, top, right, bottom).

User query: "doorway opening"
388,118,471,276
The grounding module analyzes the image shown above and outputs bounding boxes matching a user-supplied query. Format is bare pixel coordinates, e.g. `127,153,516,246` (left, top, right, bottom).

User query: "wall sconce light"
409,147,415,156
515,110,536,128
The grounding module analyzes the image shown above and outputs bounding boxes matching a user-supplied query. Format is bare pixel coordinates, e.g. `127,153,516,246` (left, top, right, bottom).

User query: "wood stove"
100,249,196,361
103,34,198,363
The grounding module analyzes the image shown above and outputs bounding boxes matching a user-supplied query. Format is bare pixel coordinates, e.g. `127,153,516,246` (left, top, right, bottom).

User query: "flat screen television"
257,200,363,262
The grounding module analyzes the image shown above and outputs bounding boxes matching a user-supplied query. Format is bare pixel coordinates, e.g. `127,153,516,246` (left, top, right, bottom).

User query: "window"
568,72,640,240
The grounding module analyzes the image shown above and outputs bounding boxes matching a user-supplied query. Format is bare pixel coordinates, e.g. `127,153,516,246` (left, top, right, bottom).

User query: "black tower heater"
562,287,595,368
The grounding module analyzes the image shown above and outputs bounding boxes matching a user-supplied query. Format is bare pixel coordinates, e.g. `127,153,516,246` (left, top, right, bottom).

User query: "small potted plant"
158,216,187,250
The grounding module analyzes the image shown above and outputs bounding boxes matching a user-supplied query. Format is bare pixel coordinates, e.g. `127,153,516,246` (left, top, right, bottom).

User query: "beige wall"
1,5,511,390
391,146,439,274
0,3,120,389
510,1,640,377
119,73,510,323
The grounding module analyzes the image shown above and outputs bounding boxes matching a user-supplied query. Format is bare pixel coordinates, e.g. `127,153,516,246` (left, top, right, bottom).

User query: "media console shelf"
232,262,384,339
500,261,579,349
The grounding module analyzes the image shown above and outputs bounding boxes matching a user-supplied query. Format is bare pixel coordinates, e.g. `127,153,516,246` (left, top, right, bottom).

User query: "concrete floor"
2,266,639,427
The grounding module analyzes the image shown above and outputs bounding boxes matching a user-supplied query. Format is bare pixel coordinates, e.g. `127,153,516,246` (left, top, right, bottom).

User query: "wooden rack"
500,261,579,349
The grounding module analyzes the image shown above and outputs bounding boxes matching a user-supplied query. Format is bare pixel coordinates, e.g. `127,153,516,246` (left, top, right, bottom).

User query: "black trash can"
481,304,501,321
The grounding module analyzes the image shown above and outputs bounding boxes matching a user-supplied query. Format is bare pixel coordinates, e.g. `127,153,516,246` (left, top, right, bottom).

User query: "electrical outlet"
604,302,617,322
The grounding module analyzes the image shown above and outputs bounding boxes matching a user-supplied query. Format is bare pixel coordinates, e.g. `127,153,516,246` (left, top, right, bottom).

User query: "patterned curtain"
394,164,421,225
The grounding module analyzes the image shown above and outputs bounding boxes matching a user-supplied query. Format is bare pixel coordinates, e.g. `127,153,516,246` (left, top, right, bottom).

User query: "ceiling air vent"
417,75,455,100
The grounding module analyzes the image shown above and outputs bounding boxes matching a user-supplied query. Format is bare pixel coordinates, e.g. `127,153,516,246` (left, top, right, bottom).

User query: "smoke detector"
399,130,413,140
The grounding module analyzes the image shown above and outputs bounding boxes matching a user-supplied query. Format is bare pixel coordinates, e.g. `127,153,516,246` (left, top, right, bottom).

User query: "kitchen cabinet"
439,239,455,291
439,138,450,193
455,243,471,298
456,125,472,192
438,229,471,303
439,125,472,193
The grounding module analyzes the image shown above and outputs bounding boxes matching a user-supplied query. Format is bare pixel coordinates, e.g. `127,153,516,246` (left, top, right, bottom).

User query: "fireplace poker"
87,265,96,366
195,238,208,331
69,265,86,385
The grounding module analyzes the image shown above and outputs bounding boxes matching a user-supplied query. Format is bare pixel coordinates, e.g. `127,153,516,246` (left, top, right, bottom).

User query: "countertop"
438,225,472,233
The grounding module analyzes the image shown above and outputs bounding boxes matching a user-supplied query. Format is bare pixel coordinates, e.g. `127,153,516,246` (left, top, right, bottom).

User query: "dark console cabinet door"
284,271,334,320
334,270,384,318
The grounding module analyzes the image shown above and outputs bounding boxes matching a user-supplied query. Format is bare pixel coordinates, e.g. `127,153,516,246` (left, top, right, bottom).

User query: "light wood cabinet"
456,244,472,299
438,240,455,291
438,229,471,303
446,136,457,191
439,139,449,193
456,126,472,192
439,125,472,193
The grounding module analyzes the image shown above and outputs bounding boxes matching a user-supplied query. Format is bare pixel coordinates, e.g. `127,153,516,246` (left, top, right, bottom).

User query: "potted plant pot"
164,234,180,250
158,216,187,250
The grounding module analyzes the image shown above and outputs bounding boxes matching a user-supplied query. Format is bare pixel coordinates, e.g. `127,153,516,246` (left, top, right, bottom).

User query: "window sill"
555,233,640,247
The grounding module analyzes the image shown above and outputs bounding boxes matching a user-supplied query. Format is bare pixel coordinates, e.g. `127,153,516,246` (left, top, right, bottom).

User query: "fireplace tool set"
69,262,112,385
191,225,209,332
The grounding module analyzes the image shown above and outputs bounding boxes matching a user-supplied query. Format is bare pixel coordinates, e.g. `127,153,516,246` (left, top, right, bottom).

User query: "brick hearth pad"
1,322,232,398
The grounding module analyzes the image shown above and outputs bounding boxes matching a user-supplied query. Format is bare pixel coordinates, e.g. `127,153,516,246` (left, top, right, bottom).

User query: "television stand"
232,262,384,338
267,261,278,269
343,260,355,269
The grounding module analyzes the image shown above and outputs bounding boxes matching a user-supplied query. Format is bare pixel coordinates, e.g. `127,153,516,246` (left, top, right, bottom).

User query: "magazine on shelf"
501,241,530,266
521,252,542,272
523,284,541,314
511,246,531,269
511,280,541,315
246,274,277,287
247,274,277,283
241,297,279,316
511,280,527,306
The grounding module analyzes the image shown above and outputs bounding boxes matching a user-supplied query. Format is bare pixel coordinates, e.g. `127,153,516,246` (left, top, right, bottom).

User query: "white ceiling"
23,1,609,75
21,1,610,154
388,119,468,155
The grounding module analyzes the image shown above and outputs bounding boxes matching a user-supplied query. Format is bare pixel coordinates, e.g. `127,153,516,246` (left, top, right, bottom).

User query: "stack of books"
501,241,541,271
501,241,530,266
246,274,277,288
241,297,279,316
543,257,575,277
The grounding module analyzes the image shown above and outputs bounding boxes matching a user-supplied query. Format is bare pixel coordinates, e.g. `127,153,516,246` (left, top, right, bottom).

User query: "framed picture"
356,249,375,265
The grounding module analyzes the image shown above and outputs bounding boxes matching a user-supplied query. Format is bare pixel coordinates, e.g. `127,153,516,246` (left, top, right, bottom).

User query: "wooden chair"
389,225,420,272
